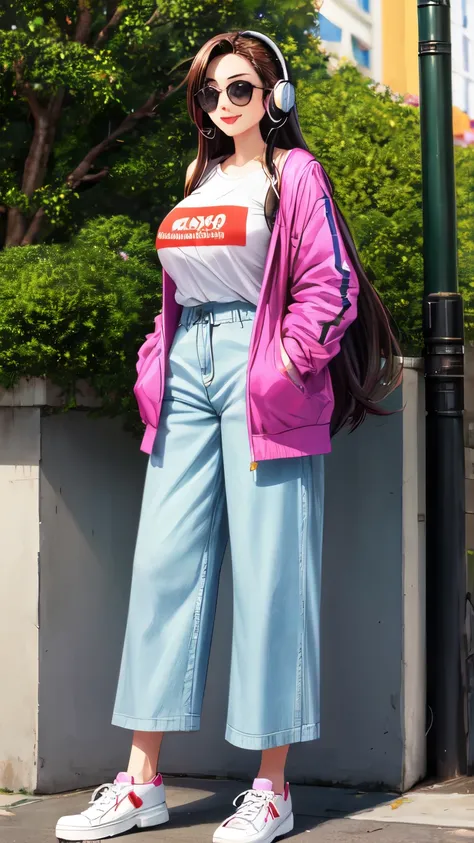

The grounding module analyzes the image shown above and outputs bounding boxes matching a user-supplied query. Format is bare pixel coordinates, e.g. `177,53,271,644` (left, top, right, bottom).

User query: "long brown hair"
183,31,402,434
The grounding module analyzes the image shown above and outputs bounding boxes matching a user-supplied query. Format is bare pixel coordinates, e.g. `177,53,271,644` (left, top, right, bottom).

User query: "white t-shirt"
156,158,273,306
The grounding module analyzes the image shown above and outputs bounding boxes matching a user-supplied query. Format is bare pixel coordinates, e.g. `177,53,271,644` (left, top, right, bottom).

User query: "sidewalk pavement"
2,777,474,843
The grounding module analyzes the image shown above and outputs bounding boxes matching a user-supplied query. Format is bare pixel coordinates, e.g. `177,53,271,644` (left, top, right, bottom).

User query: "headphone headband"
238,30,289,82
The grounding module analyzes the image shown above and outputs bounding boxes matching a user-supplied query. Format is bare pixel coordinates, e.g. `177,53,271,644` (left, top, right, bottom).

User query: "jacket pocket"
133,313,163,429
275,334,307,396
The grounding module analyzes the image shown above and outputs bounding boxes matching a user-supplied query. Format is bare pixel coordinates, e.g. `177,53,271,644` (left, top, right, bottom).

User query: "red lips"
221,116,241,124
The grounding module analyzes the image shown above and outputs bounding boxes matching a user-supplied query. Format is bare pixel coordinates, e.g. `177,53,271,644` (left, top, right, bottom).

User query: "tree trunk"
6,90,65,246
21,209,46,246
5,208,26,247
22,92,64,199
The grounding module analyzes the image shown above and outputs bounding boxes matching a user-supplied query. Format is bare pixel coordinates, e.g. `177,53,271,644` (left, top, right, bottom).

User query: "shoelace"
83,783,123,817
228,789,275,827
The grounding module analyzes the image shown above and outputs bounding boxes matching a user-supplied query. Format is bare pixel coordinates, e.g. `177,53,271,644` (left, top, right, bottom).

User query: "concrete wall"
0,408,40,793
0,367,425,794
464,345,474,561
37,411,146,793
463,345,474,770
159,365,425,792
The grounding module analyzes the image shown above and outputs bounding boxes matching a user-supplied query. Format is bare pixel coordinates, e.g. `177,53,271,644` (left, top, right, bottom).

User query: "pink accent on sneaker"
284,782,290,801
252,778,273,791
128,792,143,809
114,772,162,786
115,772,134,784
269,802,280,819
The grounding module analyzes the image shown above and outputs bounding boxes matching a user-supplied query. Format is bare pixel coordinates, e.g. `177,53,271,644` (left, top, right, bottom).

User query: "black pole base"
424,293,467,779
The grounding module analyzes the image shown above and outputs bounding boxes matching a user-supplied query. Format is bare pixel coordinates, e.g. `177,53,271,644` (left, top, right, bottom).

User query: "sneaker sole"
213,810,294,843
56,803,170,841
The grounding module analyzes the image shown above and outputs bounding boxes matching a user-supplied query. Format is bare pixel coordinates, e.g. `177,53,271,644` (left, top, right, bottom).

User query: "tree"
0,215,158,424
297,62,474,352
0,0,323,247
1,8,472,411
456,147,474,335
0,0,325,423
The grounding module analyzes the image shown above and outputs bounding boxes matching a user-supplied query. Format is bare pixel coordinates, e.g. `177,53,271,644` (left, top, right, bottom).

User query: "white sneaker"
213,778,294,843
55,772,169,841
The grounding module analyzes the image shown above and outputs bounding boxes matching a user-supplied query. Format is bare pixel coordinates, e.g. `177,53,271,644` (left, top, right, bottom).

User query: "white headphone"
197,31,296,199
238,30,296,120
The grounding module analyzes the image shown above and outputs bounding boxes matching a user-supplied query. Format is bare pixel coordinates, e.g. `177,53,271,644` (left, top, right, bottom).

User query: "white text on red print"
171,213,227,232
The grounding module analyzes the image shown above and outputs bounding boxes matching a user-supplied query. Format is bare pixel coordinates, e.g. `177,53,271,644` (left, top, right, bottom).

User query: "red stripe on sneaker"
269,802,280,819
128,792,143,809
284,783,290,801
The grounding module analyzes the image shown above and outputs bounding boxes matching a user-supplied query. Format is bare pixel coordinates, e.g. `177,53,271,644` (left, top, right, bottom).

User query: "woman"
56,29,400,843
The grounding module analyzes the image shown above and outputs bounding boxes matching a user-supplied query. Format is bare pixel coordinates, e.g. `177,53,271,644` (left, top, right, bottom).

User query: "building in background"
381,0,473,143
382,0,473,118
317,0,474,145
317,0,382,82
380,0,419,99
451,0,474,119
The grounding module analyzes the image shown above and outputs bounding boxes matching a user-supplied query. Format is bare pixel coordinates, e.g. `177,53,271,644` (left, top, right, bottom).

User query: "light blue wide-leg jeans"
112,301,324,750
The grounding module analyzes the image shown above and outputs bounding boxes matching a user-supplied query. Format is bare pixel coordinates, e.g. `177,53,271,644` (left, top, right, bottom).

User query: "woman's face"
203,53,268,138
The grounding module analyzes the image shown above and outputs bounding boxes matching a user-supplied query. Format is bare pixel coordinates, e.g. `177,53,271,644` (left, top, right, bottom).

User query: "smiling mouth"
221,115,241,124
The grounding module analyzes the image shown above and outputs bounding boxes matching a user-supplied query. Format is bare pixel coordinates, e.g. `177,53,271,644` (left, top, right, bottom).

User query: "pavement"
3,777,474,843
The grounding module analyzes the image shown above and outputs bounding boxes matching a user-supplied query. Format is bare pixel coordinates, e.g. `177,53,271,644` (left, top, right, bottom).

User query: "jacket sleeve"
281,161,359,379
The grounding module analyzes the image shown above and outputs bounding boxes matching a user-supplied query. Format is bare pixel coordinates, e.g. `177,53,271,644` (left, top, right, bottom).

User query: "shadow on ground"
0,776,458,843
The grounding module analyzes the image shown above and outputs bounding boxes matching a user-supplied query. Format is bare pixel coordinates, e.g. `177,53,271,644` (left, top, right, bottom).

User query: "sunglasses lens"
197,86,218,113
228,81,253,105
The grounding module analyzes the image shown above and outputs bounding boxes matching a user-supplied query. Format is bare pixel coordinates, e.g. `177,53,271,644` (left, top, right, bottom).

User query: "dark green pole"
418,0,467,778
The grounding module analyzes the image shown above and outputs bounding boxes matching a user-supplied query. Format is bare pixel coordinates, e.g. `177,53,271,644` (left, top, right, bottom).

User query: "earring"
198,125,216,139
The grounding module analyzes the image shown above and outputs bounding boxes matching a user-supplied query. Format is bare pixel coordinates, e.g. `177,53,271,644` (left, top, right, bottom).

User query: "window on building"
351,35,371,68
318,13,343,42
357,0,370,12
463,35,470,72
465,77,470,114
462,0,468,29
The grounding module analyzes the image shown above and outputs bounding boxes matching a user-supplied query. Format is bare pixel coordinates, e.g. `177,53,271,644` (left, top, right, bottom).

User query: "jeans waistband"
179,300,257,329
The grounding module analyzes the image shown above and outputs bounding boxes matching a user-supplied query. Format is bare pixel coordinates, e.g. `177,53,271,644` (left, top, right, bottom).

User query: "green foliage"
0,216,160,420
0,0,324,426
0,0,323,243
1,29,125,104
297,63,474,353
1,0,473,420
456,148,474,334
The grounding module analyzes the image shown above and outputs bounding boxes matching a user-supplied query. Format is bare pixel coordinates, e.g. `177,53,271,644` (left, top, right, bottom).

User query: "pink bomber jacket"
134,147,359,465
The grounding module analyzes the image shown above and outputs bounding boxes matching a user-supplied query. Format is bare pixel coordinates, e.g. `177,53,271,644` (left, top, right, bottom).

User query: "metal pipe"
418,0,467,778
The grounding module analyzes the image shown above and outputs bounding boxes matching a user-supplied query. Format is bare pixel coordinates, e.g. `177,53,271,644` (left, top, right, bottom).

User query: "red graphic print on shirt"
156,205,248,248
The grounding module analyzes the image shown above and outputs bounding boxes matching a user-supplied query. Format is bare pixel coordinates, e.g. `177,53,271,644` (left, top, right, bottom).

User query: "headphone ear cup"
265,90,281,122
272,79,295,114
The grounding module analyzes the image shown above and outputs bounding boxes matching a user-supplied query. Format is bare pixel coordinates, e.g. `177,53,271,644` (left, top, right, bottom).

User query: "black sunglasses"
194,80,270,114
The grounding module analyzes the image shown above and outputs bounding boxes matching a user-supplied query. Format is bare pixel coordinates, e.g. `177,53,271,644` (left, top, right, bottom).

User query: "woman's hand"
280,338,304,388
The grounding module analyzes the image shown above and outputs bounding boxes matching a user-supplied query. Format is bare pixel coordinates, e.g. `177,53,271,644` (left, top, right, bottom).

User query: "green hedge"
1,64,473,427
0,215,160,419
297,65,474,354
